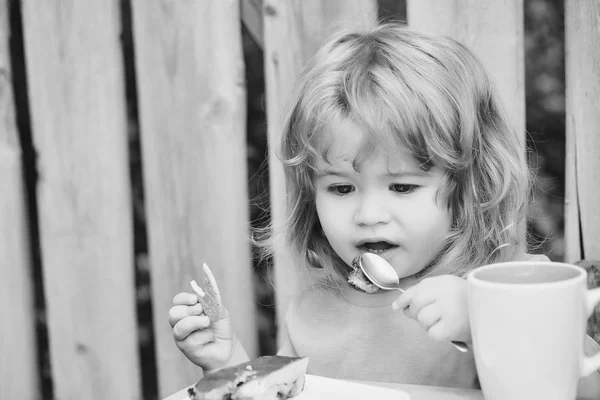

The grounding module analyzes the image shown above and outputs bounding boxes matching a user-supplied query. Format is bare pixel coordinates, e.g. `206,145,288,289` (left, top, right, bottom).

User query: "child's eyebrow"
386,170,429,178
314,168,348,178
314,168,429,178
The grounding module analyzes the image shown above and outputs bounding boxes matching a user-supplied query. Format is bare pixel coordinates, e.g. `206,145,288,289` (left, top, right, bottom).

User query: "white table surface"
163,378,600,400
162,379,484,400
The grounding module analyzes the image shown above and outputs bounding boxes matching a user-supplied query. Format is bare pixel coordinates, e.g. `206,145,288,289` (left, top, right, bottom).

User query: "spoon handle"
451,341,469,353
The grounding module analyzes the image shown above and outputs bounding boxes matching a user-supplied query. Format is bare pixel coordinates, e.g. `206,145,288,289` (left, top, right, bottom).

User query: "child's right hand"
392,275,471,344
168,292,234,371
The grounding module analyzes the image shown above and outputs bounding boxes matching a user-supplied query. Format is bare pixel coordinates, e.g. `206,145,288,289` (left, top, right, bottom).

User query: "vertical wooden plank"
564,95,581,262
565,0,600,261
407,0,526,147
0,1,39,398
21,1,141,399
262,0,377,347
130,0,257,396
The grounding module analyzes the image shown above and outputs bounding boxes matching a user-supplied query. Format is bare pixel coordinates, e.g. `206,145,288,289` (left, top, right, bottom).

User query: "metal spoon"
359,252,470,353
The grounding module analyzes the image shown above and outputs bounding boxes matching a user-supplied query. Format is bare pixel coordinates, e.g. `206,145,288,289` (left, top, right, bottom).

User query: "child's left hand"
392,275,471,344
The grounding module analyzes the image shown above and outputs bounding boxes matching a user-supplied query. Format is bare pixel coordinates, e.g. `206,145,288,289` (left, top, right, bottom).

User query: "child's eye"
328,184,354,195
390,184,418,194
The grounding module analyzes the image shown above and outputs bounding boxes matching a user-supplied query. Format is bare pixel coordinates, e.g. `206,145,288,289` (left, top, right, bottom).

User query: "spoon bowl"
359,252,405,292
358,253,469,353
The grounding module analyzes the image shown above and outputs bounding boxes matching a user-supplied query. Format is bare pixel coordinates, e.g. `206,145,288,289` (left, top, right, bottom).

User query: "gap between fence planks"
564,0,600,262
262,0,378,349
0,1,39,398
241,0,264,48
20,1,141,399
130,0,257,397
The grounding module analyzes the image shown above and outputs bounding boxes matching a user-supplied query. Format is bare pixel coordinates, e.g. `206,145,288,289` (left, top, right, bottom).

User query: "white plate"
170,374,411,400
296,374,411,399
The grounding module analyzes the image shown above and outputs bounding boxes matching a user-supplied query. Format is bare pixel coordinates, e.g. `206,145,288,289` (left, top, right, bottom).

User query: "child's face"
313,118,452,280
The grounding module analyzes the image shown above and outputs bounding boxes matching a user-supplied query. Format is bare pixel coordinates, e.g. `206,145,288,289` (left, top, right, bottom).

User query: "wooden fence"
1,0,598,399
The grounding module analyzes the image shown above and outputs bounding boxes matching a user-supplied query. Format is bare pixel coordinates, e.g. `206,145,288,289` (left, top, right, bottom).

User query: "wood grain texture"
262,0,377,348
0,1,39,397
565,0,600,261
21,1,141,398
130,0,257,396
564,103,581,262
407,0,526,146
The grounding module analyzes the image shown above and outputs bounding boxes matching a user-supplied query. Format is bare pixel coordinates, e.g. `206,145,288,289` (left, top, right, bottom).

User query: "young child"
168,23,600,391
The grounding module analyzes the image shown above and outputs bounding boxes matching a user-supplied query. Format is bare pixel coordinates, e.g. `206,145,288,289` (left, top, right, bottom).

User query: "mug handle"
582,287,600,376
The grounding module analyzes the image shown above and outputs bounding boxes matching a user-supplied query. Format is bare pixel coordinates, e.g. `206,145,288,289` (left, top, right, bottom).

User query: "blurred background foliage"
524,0,567,261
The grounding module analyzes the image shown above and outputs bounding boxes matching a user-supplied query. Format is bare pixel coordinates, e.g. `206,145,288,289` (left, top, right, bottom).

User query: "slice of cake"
188,356,308,400
348,255,379,294
190,263,222,323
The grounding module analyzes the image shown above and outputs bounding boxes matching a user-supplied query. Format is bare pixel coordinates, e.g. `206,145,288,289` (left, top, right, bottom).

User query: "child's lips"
358,243,399,254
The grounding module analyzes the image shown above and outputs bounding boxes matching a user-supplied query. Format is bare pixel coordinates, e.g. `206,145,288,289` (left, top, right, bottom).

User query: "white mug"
467,261,600,400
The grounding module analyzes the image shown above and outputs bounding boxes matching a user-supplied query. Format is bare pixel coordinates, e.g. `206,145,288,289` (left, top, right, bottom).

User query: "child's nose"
353,193,392,226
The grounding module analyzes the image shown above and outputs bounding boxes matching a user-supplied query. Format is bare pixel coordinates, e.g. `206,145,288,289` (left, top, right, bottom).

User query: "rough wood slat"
564,82,581,262
21,1,141,398
130,0,257,396
0,1,39,398
407,0,526,147
263,0,377,348
565,0,600,262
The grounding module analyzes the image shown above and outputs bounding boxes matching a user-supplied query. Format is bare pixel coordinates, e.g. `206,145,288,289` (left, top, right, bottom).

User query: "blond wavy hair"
263,23,532,289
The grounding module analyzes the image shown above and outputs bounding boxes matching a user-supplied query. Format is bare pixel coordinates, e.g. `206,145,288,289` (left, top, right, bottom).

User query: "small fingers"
168,303,205,327
395,290,436,319
178,328,216,348
410,290,436,310
416,304,442,331
392,286,416,311
427,319,449,342
172,315,211,341
172,292,199,306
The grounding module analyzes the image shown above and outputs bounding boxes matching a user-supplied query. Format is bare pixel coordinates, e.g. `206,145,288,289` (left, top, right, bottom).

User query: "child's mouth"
359,241,397,254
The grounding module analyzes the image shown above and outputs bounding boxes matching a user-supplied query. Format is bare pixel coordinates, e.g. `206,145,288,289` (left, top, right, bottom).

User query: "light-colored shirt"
276,253,600,393
278,284,478,388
